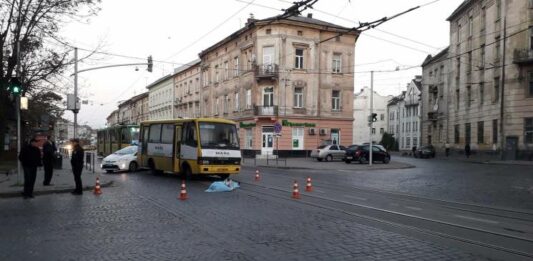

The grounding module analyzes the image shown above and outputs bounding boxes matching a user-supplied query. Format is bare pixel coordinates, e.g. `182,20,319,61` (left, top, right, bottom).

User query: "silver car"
310,144,346,162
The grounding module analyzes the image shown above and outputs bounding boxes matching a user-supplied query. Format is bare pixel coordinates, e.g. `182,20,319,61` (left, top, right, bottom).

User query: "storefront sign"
240,122,256,128
281,119,316,128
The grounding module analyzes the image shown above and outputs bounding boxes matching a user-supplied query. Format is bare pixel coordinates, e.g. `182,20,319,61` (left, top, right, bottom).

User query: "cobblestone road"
0,170,488,261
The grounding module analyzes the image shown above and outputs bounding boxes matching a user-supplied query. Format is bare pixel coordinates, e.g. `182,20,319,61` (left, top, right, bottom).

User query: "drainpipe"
499,13,507,159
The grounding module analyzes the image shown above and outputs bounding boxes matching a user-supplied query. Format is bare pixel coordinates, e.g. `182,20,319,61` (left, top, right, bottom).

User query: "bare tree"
0,0,101,157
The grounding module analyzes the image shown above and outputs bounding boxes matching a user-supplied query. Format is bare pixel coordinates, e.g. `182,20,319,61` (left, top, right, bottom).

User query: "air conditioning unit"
308,128,316,135
319,128,328,136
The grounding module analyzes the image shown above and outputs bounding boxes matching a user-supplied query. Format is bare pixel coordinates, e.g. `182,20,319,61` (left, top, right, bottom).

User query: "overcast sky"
56,0,464,128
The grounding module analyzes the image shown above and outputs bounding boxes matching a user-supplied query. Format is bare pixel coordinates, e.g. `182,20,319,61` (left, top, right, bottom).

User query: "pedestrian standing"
19,138,41,199
42,136,57,186
70,139,84,195
465,144,471,159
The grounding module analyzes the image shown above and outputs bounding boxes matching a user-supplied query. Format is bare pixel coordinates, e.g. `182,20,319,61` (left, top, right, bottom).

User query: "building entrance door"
261,126,274,156
504,136,518,160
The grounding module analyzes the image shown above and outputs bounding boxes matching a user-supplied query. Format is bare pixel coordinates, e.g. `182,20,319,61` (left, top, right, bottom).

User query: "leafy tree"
380,132,397,151
0,0,101,157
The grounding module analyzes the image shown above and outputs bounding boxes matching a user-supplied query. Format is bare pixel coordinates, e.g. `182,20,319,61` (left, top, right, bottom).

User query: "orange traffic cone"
93,177,102,195
255,169,261,181
179,180,188,200
292,180,300,199
305,177,313,192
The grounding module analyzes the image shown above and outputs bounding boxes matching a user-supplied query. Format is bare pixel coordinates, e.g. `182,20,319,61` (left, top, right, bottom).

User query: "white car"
100,145,138,173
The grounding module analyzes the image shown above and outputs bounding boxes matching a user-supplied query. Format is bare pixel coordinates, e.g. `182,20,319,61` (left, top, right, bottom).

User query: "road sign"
274,122,282,134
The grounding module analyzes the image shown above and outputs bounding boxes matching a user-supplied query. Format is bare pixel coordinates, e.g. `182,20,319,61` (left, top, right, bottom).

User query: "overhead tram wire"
164,0,258,61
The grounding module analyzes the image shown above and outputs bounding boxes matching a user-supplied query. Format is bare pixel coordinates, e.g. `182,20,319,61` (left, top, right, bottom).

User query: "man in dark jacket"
70,139,84,195
19,138,41,198
42,136,57,186
465,144,471,158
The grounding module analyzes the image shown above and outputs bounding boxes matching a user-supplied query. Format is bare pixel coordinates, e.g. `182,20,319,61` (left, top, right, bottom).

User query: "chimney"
307,13,313,18
246,13,257,26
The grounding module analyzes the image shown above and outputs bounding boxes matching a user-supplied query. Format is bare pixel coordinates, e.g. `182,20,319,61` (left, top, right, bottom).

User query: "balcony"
254,64,279,80
513,48,533,65
254,105,278,117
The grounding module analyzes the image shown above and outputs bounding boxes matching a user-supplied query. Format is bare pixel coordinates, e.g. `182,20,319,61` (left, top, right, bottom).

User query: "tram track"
234,178,533,261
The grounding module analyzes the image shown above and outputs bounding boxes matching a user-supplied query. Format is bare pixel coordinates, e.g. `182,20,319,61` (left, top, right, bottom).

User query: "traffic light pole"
369,71,374,166
16,40,22,184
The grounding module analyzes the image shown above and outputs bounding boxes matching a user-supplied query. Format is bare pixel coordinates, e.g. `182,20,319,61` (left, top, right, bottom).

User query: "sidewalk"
389,151,533,166
0,156,113,198
241,156,414,170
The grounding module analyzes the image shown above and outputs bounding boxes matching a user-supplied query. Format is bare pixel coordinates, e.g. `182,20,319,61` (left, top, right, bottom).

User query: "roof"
139,118,237,125
447,0,473,21
145,74,173,90
421,47,449,67
173,59,201,74
199,14,358,57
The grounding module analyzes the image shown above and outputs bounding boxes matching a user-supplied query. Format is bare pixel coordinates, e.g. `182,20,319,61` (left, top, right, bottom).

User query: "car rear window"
318,145,327,149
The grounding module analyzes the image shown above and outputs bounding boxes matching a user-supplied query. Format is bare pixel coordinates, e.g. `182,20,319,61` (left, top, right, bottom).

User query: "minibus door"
173,125,182,173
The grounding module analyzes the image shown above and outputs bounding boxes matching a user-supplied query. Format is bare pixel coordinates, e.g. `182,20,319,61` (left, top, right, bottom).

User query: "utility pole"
73,47,78,139
369,71,374,166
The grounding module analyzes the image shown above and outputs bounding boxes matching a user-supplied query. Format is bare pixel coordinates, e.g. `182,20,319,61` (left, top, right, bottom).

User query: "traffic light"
9,77,22,96
147,55,153,72
368,113,378,123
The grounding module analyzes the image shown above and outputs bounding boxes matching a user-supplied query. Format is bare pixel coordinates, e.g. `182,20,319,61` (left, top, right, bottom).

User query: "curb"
0,180,114,198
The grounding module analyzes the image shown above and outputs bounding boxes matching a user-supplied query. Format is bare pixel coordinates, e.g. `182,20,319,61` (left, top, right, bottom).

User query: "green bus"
97,125,140,156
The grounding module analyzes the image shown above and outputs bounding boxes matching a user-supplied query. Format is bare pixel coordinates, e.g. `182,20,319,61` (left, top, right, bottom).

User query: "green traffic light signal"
9,77,22,96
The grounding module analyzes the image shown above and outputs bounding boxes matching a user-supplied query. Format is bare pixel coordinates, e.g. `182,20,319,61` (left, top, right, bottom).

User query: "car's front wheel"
383,157,390,164
128,161,138,172
359,156,367,164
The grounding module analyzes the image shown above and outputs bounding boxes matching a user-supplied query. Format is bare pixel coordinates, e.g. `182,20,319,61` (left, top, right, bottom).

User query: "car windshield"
114,146,137,155
199,122,239,149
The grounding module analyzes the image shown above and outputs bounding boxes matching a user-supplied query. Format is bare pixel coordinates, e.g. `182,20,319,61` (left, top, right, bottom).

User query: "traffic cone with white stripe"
255,169,261,181
179,180,188,200
93,177,102,195
292,180,300,199
305,177,313,192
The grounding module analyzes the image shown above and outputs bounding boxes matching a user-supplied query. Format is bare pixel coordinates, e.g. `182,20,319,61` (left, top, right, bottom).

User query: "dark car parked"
414,145,436,158
344,145,391,164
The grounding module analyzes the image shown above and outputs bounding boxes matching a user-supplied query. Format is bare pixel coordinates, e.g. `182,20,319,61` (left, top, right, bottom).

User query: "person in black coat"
42,136,57,186
19,138,42,199
465,143,471,158
70,139,84,195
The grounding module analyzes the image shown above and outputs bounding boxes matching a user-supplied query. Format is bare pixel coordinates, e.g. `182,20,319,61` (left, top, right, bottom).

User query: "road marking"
343,195,367,201
313,189,325,193
405,206,422,211
453,214,499,224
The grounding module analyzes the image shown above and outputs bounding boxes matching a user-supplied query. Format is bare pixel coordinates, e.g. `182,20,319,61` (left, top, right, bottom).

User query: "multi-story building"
421,48,450,151
106,109,118,126
421,0,533,159
387,76,422,151
198,14,358,156
117,99,132,125
352,87,392,145
174,59,201,118
130,92,149,124
148,74,175,120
